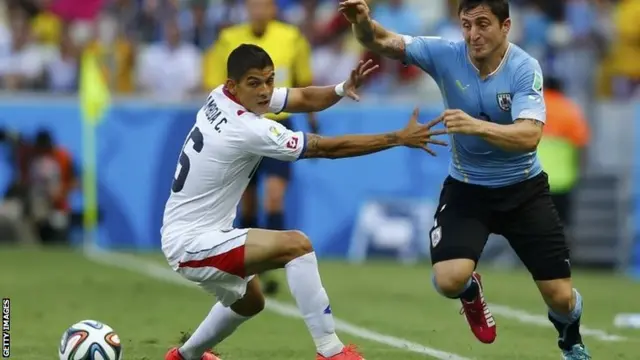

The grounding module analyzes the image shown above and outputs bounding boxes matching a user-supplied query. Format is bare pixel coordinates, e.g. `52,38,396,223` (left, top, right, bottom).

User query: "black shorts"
550,192,572,226
429,172,570,281
248,119,292,186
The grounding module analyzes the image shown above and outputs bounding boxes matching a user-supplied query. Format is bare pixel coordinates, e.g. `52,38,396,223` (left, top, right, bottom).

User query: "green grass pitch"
1,247,638,359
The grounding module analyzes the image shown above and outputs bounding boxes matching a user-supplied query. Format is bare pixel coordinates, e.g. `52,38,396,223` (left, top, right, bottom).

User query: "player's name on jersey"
204,95,226,125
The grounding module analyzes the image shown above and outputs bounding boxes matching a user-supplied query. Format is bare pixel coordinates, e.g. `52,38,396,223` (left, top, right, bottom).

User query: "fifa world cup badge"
533,71,543,94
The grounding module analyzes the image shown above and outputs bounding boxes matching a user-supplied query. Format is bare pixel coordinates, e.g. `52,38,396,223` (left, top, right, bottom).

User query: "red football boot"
316,345,365,359
459,272,497,344
165,347,222,360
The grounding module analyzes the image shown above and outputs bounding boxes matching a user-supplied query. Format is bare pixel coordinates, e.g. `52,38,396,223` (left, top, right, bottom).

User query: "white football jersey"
161,86,306,254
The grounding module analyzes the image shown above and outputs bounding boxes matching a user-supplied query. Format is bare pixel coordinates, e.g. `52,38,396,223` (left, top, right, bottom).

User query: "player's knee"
278,230,313,263
538,279,574,313
232,286,265,317
432,260,475,298
432,273,471,298
242,291,266,316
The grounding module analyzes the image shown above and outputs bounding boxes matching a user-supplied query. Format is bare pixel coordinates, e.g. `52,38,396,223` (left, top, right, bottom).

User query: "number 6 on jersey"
172,127,204,193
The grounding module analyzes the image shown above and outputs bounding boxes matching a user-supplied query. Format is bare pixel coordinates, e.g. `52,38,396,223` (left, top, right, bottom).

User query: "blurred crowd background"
1,0,639,104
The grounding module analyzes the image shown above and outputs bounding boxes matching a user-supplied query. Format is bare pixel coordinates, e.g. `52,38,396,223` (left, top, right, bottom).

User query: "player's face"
227,67,275,115
459,5,510,60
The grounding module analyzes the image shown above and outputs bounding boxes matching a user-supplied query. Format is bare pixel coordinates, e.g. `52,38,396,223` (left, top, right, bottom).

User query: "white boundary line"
84,249,473,360
488,304,627,342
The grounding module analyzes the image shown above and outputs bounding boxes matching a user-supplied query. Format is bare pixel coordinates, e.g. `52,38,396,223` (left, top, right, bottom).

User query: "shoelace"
459,301,479,315
564,346,591,360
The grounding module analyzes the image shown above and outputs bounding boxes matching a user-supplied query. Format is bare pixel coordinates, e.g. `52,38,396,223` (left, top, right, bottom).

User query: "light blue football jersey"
403,36,546,187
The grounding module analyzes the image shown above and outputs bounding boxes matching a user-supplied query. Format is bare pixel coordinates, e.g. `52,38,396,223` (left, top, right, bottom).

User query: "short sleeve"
245,119,306,161
402,35,455,76
511,59,546,123
268,87,289,114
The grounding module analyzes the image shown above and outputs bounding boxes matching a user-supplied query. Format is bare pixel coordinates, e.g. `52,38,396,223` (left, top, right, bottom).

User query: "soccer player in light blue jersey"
339,0,590,358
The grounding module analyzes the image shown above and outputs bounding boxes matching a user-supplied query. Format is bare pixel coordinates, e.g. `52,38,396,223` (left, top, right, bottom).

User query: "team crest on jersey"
496,93,512,112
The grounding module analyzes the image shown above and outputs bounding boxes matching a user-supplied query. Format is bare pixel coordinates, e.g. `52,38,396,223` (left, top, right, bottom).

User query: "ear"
502,18,511,34
225,79,237,94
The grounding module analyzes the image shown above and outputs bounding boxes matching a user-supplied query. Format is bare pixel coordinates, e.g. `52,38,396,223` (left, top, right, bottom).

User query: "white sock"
179,302,251,360
285,252,344,357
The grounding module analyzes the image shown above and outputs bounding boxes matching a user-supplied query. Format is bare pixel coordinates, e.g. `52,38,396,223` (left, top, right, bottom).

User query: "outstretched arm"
270,60,378,114
339,0,406,60
281,85,346,114
339,0,453,77
245,109,447,161
352,20,406,60
300,133,401,159
301,110,447,159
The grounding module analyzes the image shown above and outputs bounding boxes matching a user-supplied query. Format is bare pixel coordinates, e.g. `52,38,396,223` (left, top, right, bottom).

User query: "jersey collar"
468,42,512,80
223,87,244,108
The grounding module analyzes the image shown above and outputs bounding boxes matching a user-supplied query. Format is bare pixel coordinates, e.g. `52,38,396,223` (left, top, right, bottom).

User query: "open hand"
442,109,485,135
343,59,379,101
397,108,448,156
338,0,371,24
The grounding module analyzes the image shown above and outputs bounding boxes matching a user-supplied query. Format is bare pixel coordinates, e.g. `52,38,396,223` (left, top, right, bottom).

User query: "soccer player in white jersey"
161,43,447,360
339,0,590,359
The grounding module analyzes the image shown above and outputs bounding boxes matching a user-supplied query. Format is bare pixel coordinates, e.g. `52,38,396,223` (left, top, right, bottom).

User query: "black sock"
239,216,258,229
549,314,583,350
458,278,480,302
266,212,284,230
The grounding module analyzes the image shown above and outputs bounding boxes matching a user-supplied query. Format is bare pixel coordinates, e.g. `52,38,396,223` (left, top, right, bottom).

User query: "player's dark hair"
458,0,510,23
227,44,274,81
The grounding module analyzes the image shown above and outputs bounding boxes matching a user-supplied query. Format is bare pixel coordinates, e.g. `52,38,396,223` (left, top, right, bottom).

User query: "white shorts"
175,228,255,307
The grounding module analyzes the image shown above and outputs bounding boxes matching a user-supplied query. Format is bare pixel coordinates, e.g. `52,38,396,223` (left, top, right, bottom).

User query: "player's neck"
471,42,510,79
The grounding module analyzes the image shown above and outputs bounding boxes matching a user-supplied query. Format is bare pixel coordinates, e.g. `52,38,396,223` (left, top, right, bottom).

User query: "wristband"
334,82,346,97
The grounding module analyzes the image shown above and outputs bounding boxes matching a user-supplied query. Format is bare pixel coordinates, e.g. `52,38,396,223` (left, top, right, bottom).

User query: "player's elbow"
516,120,543,152
521,134,541,152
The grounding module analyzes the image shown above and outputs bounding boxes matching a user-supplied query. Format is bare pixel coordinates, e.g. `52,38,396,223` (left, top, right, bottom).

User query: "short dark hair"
227,44,274,81
458,0,510,23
